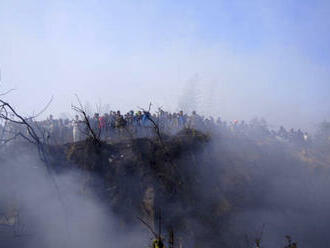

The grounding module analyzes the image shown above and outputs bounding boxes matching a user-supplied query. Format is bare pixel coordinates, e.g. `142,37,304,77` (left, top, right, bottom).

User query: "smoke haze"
1,0,330,130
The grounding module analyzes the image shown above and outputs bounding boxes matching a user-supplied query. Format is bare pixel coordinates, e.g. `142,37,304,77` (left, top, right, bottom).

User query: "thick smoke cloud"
204,131,330,247
0,151,148,248
1,116,330,247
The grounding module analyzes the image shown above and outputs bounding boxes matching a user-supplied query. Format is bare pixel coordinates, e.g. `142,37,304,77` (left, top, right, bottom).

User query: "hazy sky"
0,0,329,130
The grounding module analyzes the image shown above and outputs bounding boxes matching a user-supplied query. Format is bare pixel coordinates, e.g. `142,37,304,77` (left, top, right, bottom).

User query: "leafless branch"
31,95,54,119
0,93,69,246
0,88,15,97
72,95,101,145
137,216,158,239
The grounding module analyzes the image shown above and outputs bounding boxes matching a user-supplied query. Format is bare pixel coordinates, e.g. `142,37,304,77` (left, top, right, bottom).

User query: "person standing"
72,115,81,143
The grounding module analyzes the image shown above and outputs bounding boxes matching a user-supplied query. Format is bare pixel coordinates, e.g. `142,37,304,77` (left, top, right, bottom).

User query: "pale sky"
0,0,329,130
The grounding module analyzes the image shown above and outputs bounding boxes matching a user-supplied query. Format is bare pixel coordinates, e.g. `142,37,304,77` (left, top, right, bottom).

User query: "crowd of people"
0,109,312,146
